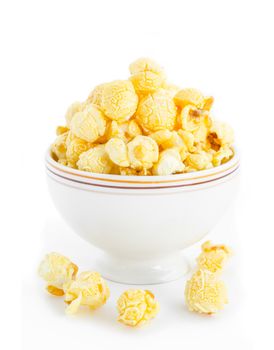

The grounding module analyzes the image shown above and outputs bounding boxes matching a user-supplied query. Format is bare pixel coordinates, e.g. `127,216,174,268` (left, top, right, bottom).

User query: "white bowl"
45,149,240,284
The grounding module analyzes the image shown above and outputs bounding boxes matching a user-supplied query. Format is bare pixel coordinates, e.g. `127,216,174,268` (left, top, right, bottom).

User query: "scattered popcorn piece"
56,126,69,136
64,271,110,314
105,138,129,167
66,131,92,168
101,80,138,122
185,269,228,314
117,289,159,327
197,241,232,273
129,58,166,94
136,89,177,132
51,131,69,162
127,135,159,170
70,105,107,143
77,144,113,174
65,102,83,127
38,252,78,296
153,148,185,175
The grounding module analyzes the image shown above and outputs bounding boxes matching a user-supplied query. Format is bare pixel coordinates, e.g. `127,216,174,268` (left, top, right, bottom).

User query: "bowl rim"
45,146,239,185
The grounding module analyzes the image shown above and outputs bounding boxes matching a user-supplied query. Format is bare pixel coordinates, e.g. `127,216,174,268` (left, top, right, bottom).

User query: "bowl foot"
96,252,189,285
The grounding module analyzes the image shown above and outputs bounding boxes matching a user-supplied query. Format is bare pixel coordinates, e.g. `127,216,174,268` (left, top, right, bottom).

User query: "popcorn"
185,151,213,171
185,269,228,314
208,121,234,150
212,146,234,167
87,83,106,106
66,131,92,168
127,135,159,170
136,89,177,132
77,144,113,174
105,138,129,167
129,58,166,94
117,289,159,327
65,102,83,127
51,131,69,162
64,271,110,314
38,252,78,296
56,126,69,136
153,148,185,175
174,88,213,111
197,241,232,273
101,80,138,122
70,105,107,143
126,120,142,139
180,105,212,132
50,58,235,175
177,130,196,152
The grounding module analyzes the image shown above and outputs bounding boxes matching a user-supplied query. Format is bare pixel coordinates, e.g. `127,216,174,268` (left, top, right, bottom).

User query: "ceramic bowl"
45,149,240,284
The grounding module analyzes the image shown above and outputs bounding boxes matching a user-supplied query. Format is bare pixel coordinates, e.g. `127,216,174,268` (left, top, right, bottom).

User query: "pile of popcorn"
38,241,232,327
51,58,234,176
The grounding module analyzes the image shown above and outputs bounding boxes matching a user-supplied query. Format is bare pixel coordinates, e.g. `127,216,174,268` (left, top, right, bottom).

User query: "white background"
1,0,273,349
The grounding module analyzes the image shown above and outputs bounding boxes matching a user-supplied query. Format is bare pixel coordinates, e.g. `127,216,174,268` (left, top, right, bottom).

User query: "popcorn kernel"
70,105,107,143
117,289,159,327
153,148,185,175
197,241,232,273
77,144,113,174
101,80,138,122
64,271,110,314
127,135,159,170
185,269,228,314
136,89,177,132
105,138,129,167
38,252,78,295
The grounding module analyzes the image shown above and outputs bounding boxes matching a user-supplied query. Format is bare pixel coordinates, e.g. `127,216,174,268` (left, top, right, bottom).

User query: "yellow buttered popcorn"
185,269,228,315
101,80,138,122
208,120,234,150
64,271,110,314
153,148,185,175
105,138,129,167
65,101,84,127
212,146,234,166
66,131,92,168
50,58,235,175
127,135,159,170
185,151,213,171
174,88,214,111
197,241,232,273
180,105,212,132
129,57,166,94
87,83,106,106
56,125,69,136
51,131,69,162
38,252,78,296
117,289,159,327
70,104,107,143
136,89,177,132
77,144,113,174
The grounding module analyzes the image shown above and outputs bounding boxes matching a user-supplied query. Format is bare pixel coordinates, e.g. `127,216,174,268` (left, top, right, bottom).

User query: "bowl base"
96,252,189,285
